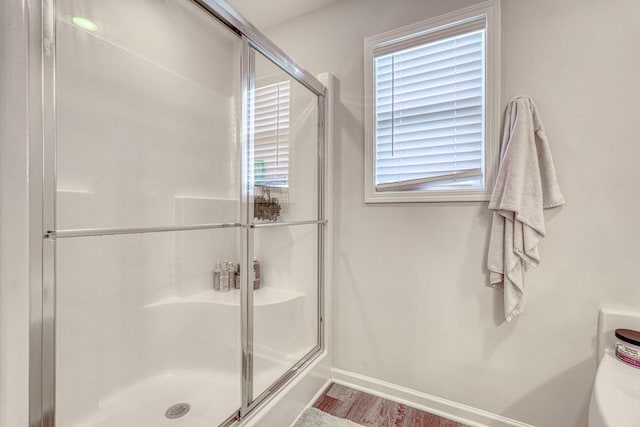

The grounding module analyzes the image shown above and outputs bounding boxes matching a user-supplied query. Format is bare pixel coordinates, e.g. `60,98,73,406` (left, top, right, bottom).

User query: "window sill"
364,188,491,203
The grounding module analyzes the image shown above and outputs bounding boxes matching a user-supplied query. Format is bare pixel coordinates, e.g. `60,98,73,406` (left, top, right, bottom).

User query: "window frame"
363,0,501,203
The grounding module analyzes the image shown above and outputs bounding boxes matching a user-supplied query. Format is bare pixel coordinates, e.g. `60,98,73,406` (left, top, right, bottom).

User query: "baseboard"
331,368,534,427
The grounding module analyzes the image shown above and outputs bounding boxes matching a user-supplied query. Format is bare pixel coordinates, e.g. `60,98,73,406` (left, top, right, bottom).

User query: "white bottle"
253,258,261,290
220,261,230,292
213,262,221,291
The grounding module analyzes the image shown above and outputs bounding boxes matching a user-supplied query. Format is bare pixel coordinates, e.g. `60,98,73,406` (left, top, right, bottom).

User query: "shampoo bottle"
220,261,230,292
234,263,240,289
213,262,221,291
253,258,261,290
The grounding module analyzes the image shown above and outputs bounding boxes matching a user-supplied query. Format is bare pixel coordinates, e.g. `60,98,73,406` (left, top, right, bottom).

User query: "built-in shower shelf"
146,287,304,308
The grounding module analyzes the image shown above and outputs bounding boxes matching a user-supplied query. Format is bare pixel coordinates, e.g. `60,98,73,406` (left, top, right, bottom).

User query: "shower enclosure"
30,0,327,426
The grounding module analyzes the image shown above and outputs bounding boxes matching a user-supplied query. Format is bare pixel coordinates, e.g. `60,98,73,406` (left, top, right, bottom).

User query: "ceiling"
225,0,340,30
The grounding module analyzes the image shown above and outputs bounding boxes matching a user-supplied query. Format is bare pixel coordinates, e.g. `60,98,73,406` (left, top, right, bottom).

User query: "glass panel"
251,224,319,398
250,49,318,224
55,229,242,427
55,0,241,230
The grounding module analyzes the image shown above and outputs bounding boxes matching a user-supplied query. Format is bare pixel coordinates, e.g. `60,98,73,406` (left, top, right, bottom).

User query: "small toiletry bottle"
220,261,230,292
252,259,259,290
234,263,240,289
213,262,221,291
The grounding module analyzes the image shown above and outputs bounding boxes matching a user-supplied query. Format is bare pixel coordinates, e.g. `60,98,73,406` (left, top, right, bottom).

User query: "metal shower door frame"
28,0,327,426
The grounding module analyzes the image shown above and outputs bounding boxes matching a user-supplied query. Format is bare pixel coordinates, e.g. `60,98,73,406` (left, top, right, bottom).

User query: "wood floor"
313,383,469,427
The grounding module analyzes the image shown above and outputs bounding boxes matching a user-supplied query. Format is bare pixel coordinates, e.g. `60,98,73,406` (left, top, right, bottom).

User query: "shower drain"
165,403,190,419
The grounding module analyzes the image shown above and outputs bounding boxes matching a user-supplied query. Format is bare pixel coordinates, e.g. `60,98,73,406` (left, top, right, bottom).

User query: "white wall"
265,0,640,425
0,1,30,426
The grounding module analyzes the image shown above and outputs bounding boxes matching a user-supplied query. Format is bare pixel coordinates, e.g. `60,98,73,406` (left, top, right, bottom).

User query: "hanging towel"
488,96,565,322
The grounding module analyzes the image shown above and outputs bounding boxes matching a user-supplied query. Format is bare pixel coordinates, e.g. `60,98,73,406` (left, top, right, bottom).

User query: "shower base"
63,366,282,427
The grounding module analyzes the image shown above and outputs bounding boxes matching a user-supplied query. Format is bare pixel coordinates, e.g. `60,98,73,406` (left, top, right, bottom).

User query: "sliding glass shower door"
46,0,326,426
248,49,322,402
54,1,244,425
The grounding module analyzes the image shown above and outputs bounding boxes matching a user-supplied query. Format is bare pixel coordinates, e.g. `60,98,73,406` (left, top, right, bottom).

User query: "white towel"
488,96,565,322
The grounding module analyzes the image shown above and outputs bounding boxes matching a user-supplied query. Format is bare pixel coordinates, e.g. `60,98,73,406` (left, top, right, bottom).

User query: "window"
253,80,291,187
364,0,500,202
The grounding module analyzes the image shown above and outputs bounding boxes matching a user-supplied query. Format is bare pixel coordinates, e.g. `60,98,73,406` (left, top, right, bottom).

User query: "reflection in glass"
250,50,319,224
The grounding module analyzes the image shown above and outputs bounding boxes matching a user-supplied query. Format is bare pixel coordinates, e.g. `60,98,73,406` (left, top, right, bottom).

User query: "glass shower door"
247,48,322,402
54,0,243,425
47,0,326,425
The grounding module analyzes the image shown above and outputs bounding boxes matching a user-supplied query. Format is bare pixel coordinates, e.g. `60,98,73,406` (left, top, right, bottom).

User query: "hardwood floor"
312,383,469,427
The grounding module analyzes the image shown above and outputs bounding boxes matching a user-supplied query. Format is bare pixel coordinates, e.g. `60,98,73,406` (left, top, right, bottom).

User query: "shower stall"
29,0,328,426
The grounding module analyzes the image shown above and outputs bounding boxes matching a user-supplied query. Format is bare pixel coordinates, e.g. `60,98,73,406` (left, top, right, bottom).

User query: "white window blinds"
373,24,486,191
253,81,290,187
